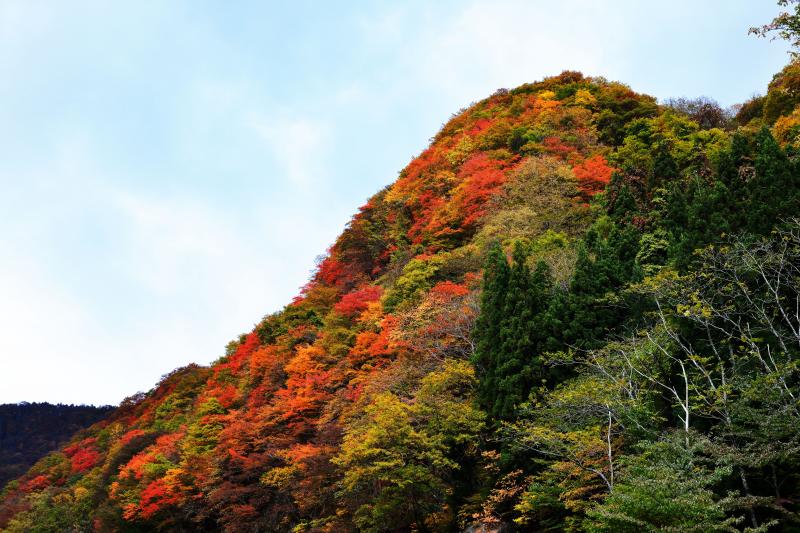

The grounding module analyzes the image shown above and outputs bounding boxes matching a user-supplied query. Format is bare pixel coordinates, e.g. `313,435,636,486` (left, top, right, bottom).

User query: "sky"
0,0,791,405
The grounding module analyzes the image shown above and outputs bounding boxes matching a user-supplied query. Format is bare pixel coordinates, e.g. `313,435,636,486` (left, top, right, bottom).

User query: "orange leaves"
573,154,616,198
118,452,152,481
347,321,395,370
118,432,184,482
212,385,239,409
247,345,289,408
249,344,285,375
119,429,147,447
276,345,333,424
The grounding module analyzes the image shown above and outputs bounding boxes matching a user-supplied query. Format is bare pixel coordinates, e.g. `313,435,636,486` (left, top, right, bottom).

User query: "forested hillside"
2,7,800,532
0,404,113,488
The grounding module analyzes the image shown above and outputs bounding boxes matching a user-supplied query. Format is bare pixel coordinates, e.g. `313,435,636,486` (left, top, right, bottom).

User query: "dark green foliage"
473,242,510,416
474,243,559,419
493,249,556,419
585,436,739,533
556,222,641,349
748,127,800,233
595,88,659,146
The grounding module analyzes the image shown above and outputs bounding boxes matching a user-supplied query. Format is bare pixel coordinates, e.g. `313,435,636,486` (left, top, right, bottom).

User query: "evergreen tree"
561,225,641,349
648,142,678,193
476,245,557,419
670,176,732,269
748,127,798,234
495,243,533,419
473,241,510,414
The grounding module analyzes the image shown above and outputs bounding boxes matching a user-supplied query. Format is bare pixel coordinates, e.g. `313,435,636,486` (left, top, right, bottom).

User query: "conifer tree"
473,241,510,414
748,127,798,234
494,243,533,419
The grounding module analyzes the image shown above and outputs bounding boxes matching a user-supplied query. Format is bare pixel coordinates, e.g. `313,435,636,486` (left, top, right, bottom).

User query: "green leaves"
334,360,484,532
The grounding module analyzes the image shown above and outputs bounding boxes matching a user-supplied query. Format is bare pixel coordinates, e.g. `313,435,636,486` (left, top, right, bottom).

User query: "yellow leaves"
445,135,476,167
773,105,800,145
72,487,89,500
675,292,713,319
333,360,484,528
261,465,301,490
573,89,597,107
358,299,384,327
538,90,557,101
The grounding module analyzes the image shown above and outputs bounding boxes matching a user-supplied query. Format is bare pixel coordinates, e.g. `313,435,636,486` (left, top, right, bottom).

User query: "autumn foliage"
3,61,799,533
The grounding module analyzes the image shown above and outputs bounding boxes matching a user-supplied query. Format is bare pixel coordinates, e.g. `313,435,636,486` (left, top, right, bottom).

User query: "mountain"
1,59,799,532
0,404,113,488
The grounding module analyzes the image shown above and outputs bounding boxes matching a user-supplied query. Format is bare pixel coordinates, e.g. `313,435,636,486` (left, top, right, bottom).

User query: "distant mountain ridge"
0,403,113,487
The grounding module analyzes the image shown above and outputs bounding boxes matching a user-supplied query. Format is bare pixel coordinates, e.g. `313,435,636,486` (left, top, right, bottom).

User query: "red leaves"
69,448,101,474
314,256,345,287
429,280,469,299
453,153,512,229
204,332,261,408
137,479,181,520
468,118,494,136
542,136,575,160
64,437,100,474
573,154,616,198
119,429,147,447
333,285,382,318
22,475,50,492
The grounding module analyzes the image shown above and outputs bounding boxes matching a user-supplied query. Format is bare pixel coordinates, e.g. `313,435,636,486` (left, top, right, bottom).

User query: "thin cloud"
251,115,330,189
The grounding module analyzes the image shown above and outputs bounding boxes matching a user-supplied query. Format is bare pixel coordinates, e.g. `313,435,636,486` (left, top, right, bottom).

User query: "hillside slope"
1,63,800,532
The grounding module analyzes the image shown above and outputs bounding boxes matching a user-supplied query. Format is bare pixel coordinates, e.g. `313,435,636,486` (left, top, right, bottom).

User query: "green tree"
750,0,800,56
334,361,484,532
747,127,798,234
584,436,740,533
473,242,510,414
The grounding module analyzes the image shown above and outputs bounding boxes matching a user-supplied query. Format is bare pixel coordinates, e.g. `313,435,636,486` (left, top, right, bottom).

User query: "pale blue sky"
0,0,790,405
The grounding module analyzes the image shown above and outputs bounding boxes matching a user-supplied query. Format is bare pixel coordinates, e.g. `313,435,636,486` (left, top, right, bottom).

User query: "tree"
747,128,798,233
750,0,800,56
333,361,484,532
664,97,732,130
473,242,510,414
584,435,741,533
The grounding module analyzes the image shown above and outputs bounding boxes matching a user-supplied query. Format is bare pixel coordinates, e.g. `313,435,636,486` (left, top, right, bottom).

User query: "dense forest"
0,404,113,488
2,4,800,532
